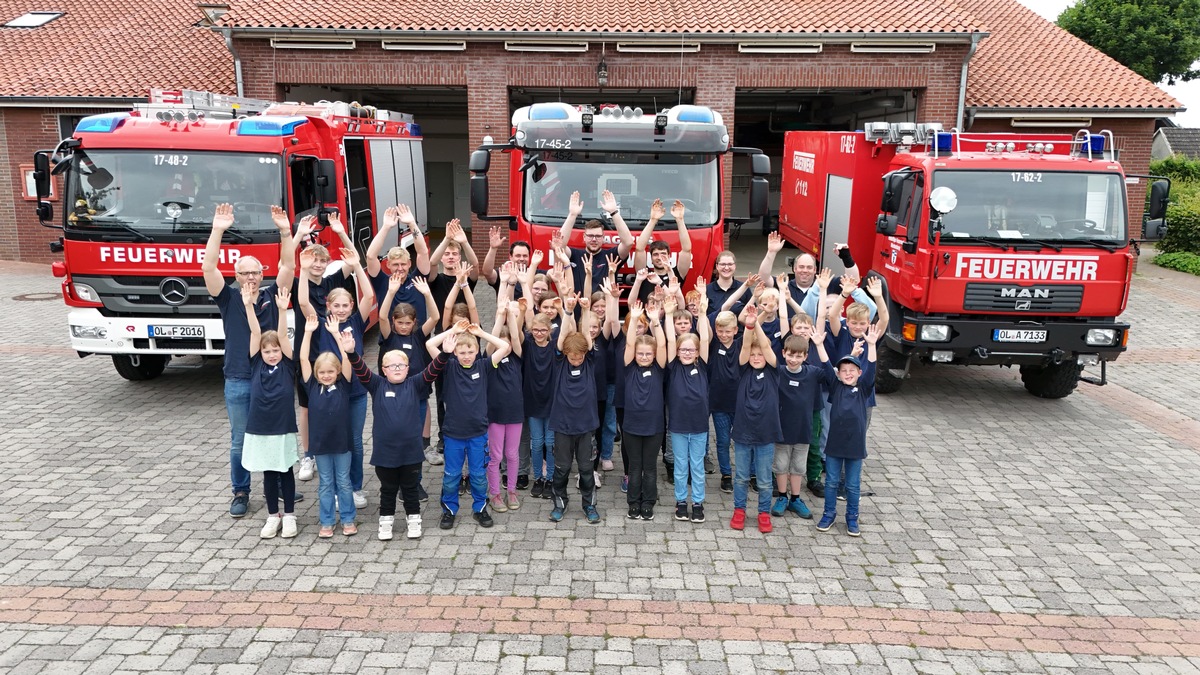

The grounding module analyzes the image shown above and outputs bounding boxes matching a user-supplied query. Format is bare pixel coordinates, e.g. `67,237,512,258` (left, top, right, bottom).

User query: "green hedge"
1159,203,1200,253
1153,251,1200,275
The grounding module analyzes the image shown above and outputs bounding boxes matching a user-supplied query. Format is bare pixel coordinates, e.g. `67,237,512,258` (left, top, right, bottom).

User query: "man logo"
1014,300,1032,311
999,286,1050,299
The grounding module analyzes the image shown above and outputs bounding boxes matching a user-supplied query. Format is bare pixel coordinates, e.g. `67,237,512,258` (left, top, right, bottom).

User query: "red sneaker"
758,512,772,533
730,507,746,530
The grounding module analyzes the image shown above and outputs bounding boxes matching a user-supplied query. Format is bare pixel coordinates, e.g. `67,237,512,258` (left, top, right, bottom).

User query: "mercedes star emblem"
159,277,189,306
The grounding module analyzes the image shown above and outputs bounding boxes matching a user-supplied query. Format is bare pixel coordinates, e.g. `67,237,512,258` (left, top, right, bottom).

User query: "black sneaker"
807,480,824,498
531,479,544,499
690,504,705,523
418,484,429,502
721,475,733,493
627,505,641,520
540,481,553,499
294,492,305,503
516,475,530,491
473,509,494,528
640,505,655,521
439,511,455,530
674,502,689,521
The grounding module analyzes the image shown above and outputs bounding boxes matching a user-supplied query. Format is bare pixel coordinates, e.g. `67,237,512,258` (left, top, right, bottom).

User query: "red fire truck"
778,122,1168,398
468,102,769,291
32,89,426,380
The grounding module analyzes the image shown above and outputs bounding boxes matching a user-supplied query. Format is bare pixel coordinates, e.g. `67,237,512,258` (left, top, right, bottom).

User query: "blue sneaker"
550,507,565,522
846,517,860,537
787,497,813,520
229,493,249,518
816,514,835,532
584,506,601,524
770,495,788,517
620,476,629,493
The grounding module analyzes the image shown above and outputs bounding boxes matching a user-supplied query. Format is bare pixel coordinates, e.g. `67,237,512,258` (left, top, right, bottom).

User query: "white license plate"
993,329,1046,343
149,325,205,338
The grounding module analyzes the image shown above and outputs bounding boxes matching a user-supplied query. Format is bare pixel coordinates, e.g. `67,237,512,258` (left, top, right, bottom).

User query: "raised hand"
452,319,471,334
564,293,579,313
397,204,417,230
530,249,544,270
601,277,619,298
767,231,784,253
295,214,317,242
663,295,678,315
304,312,319,333
851,339,865,358
811,317,826,344
517,297,528,315
388,270,405,293
507,300,521,315
412,276,430,294
452,219,469,243
240,284,255,307
337,328,357,354
670,200,685,222
327,211,346,234
816,268,833,291
457,264,473,284
582,251,594,269
865,277,883,298
840,272,860,293
489,225,505,249
744,272,761,288
865,321,883,345
467,323,484,336
324,315,340,336
299,247,316,272
635,267,649,281
383,206,399,231
270,205,289,233
744,303,758,329
776,272,789,290
628,301,644,321
275,286,291,309
569,191,585,217
339,247,360,269
579,294,591,311
649,199,666,221
213,203,234,232
443,332,458,353
605,252,620,270
552,296,564,313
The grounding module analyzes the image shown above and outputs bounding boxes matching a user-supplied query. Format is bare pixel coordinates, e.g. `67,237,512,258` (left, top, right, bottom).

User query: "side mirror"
748,177,769,218
470,175,490,216
314,158,338,204
1148,179,1169,221
750,152,770,176
876,214,898,236
33,151,52,200
1142,218,1167,241
880,172,907,213
469,149,491,173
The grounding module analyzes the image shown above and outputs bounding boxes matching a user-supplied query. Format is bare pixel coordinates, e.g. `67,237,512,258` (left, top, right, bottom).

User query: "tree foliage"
1058,0,1200,84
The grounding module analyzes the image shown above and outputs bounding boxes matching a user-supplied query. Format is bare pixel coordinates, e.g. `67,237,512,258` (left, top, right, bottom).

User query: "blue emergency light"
406,122,422,137
75,112,130,133
674,106,715,123
1086,133,1105,154
236,117,309,137
935,131,953,152
528,103,571,121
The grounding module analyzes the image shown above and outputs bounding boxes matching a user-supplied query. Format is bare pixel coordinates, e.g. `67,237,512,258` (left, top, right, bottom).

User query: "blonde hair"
381,349,409,366
845,302,871,322
758,288,780,305
677,332,701,351
454,333,479,351
305,244,330,261
562,331,589,356
714,311,738,329
386,246,411,263
633,334,657,351
791,312,814,328
327,287,353,305
671,309,692,324
260,330,282,350
531,313,553,330
313,351,342,375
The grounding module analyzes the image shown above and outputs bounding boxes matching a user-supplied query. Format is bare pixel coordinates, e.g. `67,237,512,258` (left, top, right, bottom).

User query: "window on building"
4,12,63,27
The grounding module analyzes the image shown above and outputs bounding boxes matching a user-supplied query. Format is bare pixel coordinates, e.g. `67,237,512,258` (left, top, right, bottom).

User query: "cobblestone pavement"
1,246,1200,674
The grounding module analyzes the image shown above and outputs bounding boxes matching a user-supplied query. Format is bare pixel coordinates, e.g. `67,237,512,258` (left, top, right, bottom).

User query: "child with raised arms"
549,294,602,524
378,273,440,471
300,313,357,537
730,304,782,534
622,301,667,521
486,270,525,513
665,281,712,523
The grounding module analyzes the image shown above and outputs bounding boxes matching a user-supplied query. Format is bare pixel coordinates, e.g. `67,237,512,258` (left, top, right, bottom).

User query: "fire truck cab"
469,102,770,294
778,122,1169,399
32,89,426,380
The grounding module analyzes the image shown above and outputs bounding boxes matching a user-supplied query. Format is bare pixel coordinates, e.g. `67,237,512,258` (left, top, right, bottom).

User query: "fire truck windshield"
64,150,284,236
523,152,719,228
933,170,1127,243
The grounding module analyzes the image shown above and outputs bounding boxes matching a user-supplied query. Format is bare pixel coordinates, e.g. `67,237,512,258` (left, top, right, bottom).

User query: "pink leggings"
488,422,522,496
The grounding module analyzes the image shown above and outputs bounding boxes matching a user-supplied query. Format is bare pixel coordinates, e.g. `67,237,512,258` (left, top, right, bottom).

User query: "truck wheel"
875,346,908,394
1020,361,1081,399
112,355,168,381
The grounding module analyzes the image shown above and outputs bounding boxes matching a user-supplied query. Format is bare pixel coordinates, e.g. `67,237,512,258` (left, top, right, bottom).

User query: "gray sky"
1015,0,1195,125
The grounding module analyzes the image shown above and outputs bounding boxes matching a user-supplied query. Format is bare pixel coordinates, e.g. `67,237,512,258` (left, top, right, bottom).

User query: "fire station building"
0,0,1181,263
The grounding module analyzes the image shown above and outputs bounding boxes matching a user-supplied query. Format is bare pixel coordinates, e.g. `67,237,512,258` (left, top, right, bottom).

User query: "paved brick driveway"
1,250,1199,674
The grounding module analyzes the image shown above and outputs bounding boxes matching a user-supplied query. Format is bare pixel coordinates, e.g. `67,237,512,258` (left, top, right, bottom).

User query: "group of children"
233,198,887,542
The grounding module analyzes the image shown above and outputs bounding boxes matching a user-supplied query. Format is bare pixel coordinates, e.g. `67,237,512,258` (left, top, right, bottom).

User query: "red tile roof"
0,0,233,99
217,0,984,34
960,0,1180,110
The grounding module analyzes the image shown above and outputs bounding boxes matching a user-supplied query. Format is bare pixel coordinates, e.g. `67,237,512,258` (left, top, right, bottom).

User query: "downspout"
222,27,245,98
956,32,982,130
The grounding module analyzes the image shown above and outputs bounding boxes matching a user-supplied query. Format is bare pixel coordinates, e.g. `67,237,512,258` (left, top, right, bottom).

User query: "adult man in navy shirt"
480,225,534,300
204,203,298,518
364,204,432,323
557,190,635,294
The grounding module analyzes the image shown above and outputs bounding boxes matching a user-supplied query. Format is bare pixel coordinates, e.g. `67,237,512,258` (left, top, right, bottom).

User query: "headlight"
70,325,107,339
920,324,951,342
72,283,100,303
1085,328,1117,346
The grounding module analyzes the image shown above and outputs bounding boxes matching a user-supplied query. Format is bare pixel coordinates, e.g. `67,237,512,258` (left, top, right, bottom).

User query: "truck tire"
875,346,907,394
1020,361,1081,399
112,354,168,381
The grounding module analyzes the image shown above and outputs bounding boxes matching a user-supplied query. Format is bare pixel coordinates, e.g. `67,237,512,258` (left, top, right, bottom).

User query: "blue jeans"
350,394,367,492
734,442,773,513
442,434,488,514
315,452,355,526
672,432,708,504
528,417,555,481
711,412,733,477
823,456,863,521
600,385,617,460
224,377,252,495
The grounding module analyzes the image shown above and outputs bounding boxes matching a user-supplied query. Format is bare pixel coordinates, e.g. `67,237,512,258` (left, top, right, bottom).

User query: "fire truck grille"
963,283,1083,313
76,275,220,317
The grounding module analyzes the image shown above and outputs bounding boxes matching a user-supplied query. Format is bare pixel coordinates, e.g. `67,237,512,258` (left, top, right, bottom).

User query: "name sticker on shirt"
385,391,395,398
402,344,412,349
327,384,337,392
690,368,698,375
756,373,764,380
642,371,651,378
718,349,727,355
789,380,799,387
501,357,509,364
471,373,480,380
571,369,581,376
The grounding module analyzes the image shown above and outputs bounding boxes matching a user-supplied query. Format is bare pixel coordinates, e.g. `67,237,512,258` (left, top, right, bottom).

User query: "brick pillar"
466,60,509,264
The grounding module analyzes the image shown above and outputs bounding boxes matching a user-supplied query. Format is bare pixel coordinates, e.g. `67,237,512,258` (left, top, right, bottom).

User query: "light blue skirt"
241,433,299,473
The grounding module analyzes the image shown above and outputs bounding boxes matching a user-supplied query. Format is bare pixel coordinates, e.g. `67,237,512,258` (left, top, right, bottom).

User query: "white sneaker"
425,447,444,466
260,514,281,539
378,516,394,541
280,514,297,538
594,471,603,488
298,456,315,481
353,491,368,509
406,514,422,539
601,459,614,471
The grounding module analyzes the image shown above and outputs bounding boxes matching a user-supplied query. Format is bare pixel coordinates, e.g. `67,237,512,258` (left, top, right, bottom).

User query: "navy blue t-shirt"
569,245,619,294
246,354,298,435
635,267,686,304
622,361,665,435
487,354,524,425
777,364,828,445
439,355,489,439
612,332,629,408
290,269,354,358
733,364,781,445
706,280,743,317
351,351,439,468
379,328,429,373
428,272,477,317
522,333,557,418
215,284,278,380
667,359,709,434
314,313,367,397
591,334,610,400
824,319,876,407
302,375,352,455
707,336,743,414
371,268,429,325
823,358,875,459
550,351,599,434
